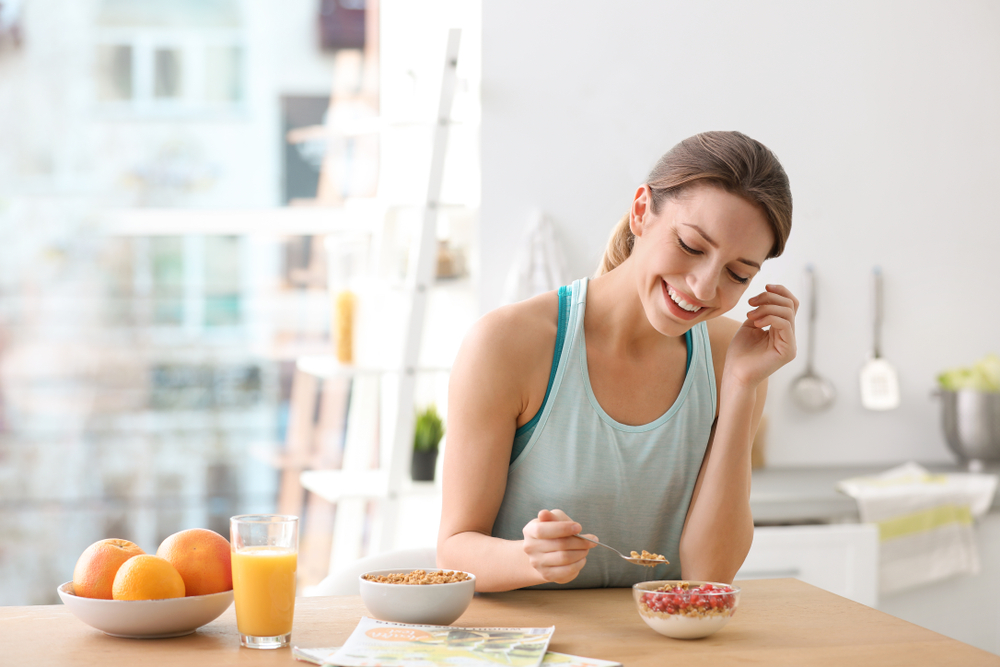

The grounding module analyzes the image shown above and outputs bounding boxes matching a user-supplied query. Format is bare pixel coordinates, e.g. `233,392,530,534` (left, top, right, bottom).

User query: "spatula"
859,266,900,410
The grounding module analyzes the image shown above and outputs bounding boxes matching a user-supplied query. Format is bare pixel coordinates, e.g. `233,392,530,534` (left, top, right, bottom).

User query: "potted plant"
411,404,444,481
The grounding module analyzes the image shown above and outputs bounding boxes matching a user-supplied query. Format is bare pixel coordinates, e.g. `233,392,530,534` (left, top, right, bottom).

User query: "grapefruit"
72,538,145,599
156,528,233,596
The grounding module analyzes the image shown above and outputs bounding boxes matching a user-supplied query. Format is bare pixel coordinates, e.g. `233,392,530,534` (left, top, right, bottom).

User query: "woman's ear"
630,185,651,237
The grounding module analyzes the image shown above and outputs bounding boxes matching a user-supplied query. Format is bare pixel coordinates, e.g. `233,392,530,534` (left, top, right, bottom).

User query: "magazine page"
294,646,622,667
322,617,556,667
541,652,622,667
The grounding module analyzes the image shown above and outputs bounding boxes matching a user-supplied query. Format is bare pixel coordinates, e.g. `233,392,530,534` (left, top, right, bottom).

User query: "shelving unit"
285,29,463,579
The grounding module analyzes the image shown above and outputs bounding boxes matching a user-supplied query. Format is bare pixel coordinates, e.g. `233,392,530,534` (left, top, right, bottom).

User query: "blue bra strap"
512,286,570,441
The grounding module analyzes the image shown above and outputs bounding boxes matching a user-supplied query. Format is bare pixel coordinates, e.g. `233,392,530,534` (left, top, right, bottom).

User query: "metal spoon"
574,534,668,567
790,264,836,411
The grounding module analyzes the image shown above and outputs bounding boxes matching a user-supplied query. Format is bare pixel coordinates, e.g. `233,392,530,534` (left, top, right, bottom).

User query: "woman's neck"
586,259,686,361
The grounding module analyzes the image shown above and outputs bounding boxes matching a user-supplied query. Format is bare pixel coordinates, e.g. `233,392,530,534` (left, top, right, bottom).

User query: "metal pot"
940,390,1000,468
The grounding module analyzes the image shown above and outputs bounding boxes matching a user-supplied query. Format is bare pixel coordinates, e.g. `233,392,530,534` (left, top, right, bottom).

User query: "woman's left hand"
725,284,798,389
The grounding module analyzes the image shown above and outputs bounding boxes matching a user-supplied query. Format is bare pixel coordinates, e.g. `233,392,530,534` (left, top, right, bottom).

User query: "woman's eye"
677,234,750,284
677,237,701,255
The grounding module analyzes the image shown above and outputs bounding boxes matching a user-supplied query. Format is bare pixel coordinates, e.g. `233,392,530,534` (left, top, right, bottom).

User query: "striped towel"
837,462,998,595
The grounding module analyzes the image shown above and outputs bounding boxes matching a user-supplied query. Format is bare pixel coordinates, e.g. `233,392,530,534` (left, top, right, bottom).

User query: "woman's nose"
688,267,719,303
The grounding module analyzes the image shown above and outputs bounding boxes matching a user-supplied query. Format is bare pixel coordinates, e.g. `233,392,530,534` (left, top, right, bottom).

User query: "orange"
72,538,146,599
111,555,186,600
156,528,233,596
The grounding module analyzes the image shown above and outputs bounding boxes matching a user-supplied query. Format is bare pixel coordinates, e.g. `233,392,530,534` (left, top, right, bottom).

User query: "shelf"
95,200,474,237
97,200,385,236
249,442,329,471
299,469,438,503
295,355,450,379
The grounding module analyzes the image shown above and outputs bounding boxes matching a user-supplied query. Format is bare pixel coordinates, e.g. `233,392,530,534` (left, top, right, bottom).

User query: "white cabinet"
737,523,879,607
876,511,1000,655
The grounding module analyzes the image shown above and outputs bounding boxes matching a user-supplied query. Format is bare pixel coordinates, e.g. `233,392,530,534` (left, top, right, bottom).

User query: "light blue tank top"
491,277,717,588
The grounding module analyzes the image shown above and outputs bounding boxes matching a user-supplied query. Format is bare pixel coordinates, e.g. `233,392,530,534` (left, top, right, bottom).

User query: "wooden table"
4,579,998,666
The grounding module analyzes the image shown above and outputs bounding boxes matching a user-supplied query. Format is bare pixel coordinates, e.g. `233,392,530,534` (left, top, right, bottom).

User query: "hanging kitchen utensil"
790,264,836,411
860,266,900,410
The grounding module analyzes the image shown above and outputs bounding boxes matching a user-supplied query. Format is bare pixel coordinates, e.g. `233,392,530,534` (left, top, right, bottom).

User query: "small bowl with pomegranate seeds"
632,580,740,639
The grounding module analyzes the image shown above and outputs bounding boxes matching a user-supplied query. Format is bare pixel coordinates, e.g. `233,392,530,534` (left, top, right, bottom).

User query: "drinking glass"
230,514,299,649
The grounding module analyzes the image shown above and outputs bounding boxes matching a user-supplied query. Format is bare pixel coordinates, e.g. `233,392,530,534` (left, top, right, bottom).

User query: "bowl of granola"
359,568,475,626
633,580,740,639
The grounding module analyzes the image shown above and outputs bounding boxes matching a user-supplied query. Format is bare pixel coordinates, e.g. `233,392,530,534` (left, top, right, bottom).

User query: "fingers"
747,285,796,307
526,554,588,584
746,284,797,330
754,283,799,313
746,305,795,329
545,509,573,522
529,509,590,543
523,509,595,584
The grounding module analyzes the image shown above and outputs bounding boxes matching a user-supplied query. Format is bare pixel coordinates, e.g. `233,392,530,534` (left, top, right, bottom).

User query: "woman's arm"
679,284,798,583
436,295,595,592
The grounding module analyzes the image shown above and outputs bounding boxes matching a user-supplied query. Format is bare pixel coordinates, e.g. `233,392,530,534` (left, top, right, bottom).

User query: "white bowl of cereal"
633,580,740,639
359,568,476,626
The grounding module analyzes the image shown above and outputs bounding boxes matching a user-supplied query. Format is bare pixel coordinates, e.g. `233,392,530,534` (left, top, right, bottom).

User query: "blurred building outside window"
0,0,480,606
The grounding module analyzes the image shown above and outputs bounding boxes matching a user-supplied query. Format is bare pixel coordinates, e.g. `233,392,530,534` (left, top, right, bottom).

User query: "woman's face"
630,181,774,337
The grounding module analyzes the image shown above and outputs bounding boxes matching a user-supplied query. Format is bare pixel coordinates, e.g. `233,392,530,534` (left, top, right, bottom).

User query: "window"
95,0,245,115
153,48,183,99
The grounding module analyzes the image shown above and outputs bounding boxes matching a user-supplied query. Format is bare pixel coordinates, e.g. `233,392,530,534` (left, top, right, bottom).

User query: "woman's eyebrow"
682,223,762,269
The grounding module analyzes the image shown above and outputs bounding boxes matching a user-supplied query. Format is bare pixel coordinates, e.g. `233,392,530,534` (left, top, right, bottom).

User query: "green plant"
414,404,445,453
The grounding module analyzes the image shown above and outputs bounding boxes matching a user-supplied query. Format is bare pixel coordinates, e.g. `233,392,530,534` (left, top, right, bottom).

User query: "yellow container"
333,289,356,364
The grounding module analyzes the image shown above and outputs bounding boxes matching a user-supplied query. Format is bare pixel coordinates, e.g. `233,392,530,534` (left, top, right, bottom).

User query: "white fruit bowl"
57,582,234,638
359,568,475,626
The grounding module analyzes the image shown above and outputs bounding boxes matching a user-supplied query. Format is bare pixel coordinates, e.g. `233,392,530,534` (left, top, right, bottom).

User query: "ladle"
790,264,836,411
573,534,668,567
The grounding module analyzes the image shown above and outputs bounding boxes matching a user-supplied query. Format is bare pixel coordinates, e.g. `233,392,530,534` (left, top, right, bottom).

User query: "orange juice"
231,546,297,637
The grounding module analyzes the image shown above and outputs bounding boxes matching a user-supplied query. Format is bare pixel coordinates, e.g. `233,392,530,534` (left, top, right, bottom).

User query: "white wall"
480,0,1000,467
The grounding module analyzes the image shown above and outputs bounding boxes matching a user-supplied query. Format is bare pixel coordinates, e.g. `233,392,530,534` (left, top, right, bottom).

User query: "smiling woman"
437,131,797,592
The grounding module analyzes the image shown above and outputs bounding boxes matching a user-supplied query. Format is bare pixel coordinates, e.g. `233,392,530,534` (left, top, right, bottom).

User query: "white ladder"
297,27,462,577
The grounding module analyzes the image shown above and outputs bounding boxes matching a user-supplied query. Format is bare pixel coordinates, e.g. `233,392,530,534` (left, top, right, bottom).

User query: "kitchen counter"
749,463,1000,525
4,579,998,666
747,463,1000,655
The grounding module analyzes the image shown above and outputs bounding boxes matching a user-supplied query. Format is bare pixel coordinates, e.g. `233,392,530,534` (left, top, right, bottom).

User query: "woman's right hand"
522,509,596,584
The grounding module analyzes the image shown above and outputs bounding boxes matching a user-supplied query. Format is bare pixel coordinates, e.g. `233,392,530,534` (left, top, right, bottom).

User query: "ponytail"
594,212,634,277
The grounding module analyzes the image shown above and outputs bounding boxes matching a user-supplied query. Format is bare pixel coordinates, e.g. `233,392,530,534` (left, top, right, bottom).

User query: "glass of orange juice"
230,514,299,649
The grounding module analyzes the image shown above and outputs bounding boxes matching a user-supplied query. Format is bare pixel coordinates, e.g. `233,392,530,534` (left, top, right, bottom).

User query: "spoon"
790,264,836,411
574,534,668,567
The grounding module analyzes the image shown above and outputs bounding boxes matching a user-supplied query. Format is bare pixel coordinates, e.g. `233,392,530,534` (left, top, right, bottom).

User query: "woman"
437,131,796,592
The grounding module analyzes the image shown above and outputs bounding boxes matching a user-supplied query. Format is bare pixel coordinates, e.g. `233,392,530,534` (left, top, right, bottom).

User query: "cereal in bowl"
639,581,736,618
362,569,470,585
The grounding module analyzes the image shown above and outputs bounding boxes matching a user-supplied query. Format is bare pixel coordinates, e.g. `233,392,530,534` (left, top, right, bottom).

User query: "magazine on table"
292,616,621,667
294,646,622,667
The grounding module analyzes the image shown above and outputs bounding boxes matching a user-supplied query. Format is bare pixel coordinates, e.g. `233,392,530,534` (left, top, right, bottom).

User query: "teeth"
668,285,701,312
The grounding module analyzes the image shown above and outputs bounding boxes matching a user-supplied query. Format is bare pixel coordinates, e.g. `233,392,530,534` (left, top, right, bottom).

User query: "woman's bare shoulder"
706,315,742,345
460,290,560,367
449,290,560,423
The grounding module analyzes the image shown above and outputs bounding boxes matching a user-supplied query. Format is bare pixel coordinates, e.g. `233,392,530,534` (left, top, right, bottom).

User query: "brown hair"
596,131,792,276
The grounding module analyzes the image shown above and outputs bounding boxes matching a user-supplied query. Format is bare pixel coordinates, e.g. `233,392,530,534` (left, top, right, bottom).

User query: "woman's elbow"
679,531,753,583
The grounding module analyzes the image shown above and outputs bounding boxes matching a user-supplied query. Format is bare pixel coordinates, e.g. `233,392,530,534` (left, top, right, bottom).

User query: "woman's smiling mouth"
662,280,704,318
